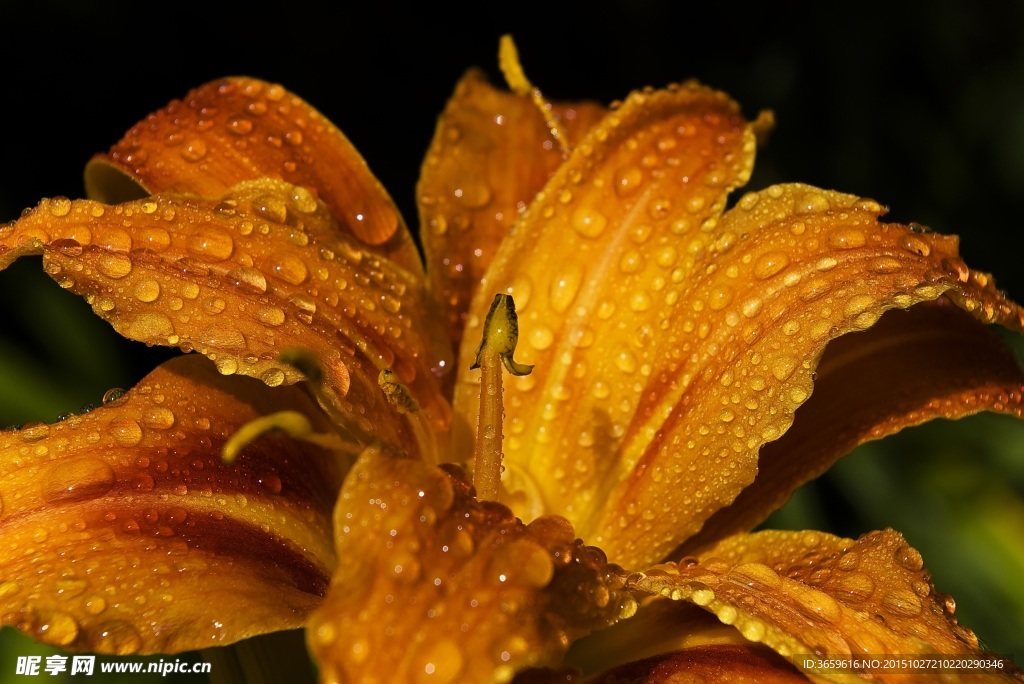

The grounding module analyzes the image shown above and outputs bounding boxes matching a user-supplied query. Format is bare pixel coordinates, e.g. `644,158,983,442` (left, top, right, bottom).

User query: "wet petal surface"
0,181,451,458
456,100,1024,570
0,356,343,653
631,529,1020,683
308,449,634,684
418,70,605,348
86,77,423,273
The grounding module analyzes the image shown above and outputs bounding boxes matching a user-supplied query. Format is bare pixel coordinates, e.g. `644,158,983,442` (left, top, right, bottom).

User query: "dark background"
1,0,1022,669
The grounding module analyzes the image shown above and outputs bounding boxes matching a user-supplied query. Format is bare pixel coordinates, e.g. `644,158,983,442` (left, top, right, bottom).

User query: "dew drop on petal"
94,620,143,655
97,254,133,279
110,418,143,446
571,205,608,238
227,266,268,294
187,230,234,262
753,252,789,279
42,458,115,504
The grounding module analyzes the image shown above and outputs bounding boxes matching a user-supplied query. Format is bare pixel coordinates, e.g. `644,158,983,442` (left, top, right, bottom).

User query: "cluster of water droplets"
0,359,334,653
632,529,979,665
310,454,634,683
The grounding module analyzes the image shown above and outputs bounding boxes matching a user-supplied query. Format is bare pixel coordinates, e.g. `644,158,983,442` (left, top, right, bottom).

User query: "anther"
470,293,533,501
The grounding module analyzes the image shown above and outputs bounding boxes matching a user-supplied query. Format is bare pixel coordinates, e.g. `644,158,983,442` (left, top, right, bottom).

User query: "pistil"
470,294,533,501
498,34,569,157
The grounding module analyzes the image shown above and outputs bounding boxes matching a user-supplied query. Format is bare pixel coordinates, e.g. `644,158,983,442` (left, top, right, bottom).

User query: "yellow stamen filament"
221,410,359,463
470,294,533,501
499,34,569,157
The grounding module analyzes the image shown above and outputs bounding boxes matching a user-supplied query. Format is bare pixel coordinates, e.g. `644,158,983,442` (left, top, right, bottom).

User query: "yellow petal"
418,70,605,348
0,180,451,458
631,529,1020,683
456,99,1024,569
307,448,634,684
682,299,1024,553
0,356,344,653
85,77,423,273
454,81,757,553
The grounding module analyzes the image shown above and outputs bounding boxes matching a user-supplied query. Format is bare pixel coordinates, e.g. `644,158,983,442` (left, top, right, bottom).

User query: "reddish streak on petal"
0,356,343,653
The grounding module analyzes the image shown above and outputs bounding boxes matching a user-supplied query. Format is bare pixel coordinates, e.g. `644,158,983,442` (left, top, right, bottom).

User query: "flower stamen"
470,293,533,501
499,34,569,157
221,410,359,463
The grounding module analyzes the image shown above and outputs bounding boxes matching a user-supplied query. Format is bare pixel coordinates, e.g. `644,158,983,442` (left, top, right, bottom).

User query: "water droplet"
203,297,227,315
227,266,268,294
753,251,789,279
97,254,133,279
290,187,319,214
110,417,143,446
181,139,207,162
708,285,733,311
837,572,874,602
691,587,715,606
226,115,253,135
894,544,924,572
84,596,107,615
20,422,50,442
187,230,234,262
35,611,79,647
42,458,115,504
882,589,923,617
615,349,637,374
199,325,246,350
269,255,309,285
143,407,176,430
797,192,830,214
528,326,554,351
261,368,285,386
829,228,866,249
793,587,841,623
900,235,931,257
843,294,875,318
571,205,607,238
414,638,464,684
94,620,143,655
257,305,286,327
615,166,644,196
549,264,583,313
133,279,161,303
138,226,171,251
49,196,72,217
771,355,798,381
215,358,239,375
288,293,317,323
126,312,174,341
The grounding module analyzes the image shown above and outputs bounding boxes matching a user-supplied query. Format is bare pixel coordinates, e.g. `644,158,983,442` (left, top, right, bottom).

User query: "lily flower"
2,38,1023,683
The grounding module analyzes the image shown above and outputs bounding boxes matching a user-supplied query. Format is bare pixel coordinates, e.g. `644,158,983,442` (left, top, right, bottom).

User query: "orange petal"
85,77,423,273
457,110,1024,568
307,448,634,684
579,646,808,683
0,356,344,653
0,181,451,458
631,529,1021,683
418,70,605,348
682,299,1024,554
453,82,756,549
